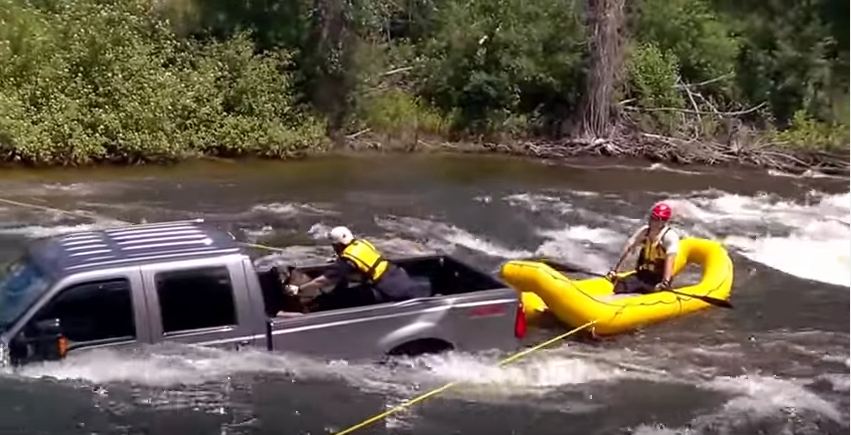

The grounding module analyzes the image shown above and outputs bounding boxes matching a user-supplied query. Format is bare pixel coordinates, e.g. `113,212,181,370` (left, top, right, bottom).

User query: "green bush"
415,0,586,134
359,88,448,138
774,110,849,151
625,42,685,133
0,0,325,165
633,0,739,85
718,0,847,125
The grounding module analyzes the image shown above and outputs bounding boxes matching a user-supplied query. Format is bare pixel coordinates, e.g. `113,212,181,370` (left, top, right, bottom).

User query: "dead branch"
674,73,734,89
678,76,702,136
346,128,371,139
622,102,767,117
380,66,413,76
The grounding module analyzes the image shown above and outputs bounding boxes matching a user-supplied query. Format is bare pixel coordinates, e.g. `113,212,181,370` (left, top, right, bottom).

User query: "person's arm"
610,227,644,273
656,230,680,289
293,275,334,294
286,260,348,295
659,255,676,286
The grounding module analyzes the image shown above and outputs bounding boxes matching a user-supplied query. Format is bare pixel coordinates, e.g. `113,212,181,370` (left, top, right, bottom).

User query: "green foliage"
716,0,847,125
1,0,848,165
626,43,684,109
415,0,586,134
625,43,685,133
0,0,325,165
359,88,449,138
774,110,849,151
633,0,739,84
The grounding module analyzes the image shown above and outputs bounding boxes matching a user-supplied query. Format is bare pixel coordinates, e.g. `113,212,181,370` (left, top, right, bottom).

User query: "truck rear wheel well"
387,338,454,357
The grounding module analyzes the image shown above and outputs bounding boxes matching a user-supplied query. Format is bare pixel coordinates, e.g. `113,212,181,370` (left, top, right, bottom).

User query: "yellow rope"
0,197,100,220
333,320,597,435
240,242,287,252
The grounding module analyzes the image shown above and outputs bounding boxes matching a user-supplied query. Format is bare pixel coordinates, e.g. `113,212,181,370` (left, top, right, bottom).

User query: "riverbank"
343,131,850,177
2,132,847,179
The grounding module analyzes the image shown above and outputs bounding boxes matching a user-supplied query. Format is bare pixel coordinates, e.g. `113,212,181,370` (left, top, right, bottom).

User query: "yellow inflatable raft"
499,237,734,336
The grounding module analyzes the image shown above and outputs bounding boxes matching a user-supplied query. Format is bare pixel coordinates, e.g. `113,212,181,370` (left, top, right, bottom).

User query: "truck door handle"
235,340,251,350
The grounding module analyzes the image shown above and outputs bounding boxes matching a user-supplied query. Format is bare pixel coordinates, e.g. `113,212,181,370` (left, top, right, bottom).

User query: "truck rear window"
155,266,237,334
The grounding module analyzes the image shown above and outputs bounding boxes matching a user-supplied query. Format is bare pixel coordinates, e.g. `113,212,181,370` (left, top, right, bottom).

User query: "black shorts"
613,271,662,295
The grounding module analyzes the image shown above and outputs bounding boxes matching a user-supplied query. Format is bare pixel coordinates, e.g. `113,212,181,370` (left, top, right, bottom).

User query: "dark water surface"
0,154,847,434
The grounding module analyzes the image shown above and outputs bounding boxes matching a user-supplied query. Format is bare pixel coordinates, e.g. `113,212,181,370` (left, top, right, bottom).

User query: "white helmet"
328,226,354,245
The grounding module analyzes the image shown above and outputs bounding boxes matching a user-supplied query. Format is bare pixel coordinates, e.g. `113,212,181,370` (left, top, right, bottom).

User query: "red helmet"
650,202,672,221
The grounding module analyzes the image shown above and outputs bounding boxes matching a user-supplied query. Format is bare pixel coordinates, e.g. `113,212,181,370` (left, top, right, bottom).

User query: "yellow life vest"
636,226,672,274
340,239,389,282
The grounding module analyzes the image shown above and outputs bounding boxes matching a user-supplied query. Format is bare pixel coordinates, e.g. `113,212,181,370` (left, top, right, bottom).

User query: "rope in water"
333,320,597,435
0,196,116,221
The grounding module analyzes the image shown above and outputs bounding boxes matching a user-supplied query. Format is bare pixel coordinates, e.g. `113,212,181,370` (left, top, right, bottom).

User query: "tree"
577,0,626,138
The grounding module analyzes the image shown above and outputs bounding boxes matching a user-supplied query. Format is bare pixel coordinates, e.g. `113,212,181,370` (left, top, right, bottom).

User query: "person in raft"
606,202,681,294
285,226,431,303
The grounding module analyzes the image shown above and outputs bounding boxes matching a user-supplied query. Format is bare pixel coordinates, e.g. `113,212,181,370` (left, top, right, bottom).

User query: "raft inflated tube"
500,237,734,336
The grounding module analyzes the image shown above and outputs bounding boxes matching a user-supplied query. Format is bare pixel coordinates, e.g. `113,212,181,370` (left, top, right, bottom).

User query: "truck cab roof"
28,219,242,278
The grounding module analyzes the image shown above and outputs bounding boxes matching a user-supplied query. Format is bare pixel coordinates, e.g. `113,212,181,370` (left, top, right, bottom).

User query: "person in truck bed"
285,226,431,305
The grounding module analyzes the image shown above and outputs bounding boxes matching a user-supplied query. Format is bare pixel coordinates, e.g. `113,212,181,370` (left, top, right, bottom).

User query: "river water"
0,154,847,434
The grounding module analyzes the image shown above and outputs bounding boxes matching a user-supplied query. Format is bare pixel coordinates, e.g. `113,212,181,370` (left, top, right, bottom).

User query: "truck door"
9,268,150,364
140,258,261,350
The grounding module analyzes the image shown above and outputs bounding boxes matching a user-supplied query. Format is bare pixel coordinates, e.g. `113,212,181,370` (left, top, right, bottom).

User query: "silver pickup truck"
0,219,525,365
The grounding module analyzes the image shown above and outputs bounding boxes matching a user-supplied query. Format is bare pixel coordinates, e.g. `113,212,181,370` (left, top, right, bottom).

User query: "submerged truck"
0,219,525,365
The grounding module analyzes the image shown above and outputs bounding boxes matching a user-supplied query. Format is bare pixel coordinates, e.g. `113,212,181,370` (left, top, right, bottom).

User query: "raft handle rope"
333,320,597,435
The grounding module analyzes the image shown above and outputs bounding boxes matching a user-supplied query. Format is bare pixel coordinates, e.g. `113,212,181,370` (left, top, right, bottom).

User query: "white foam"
307,222,334,240
414,351,624,393
625,372,847,434
629,424,690,435
531,226,625,274
13,344,630,402
0,222,116,238
252,245,333,269
250,202,338,217
768,168,849,180
442,227,532,259
537,225,624,245
705,374,843,423
243,225,275,241
668,191,850,287
725,232,849,286
646,163,702,175
503,193,572,214
15,346,301,386
375,216,531,259
815,373,850,392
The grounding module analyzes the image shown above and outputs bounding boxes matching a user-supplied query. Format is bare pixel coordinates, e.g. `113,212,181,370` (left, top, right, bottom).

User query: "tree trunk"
578,0,625,139
306,0,355,147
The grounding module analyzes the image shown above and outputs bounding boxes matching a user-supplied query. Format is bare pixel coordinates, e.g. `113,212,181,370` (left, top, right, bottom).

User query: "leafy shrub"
0,0,325,165
774,110,849,151
625,42,684,133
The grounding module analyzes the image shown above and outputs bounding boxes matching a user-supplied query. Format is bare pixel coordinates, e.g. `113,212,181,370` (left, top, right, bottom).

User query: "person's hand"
655,279,671,291
605,270,618,282
284,284,300,296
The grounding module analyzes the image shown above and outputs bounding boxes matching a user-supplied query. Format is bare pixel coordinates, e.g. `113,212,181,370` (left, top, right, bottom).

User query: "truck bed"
255,255,505,316
259,255,520,359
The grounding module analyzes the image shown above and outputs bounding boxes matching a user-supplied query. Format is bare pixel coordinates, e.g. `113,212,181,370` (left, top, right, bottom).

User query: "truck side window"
34,279,135,343
155,267,237,334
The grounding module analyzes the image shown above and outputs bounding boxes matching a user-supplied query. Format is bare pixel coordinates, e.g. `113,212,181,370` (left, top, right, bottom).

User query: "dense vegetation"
0,0,847,165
